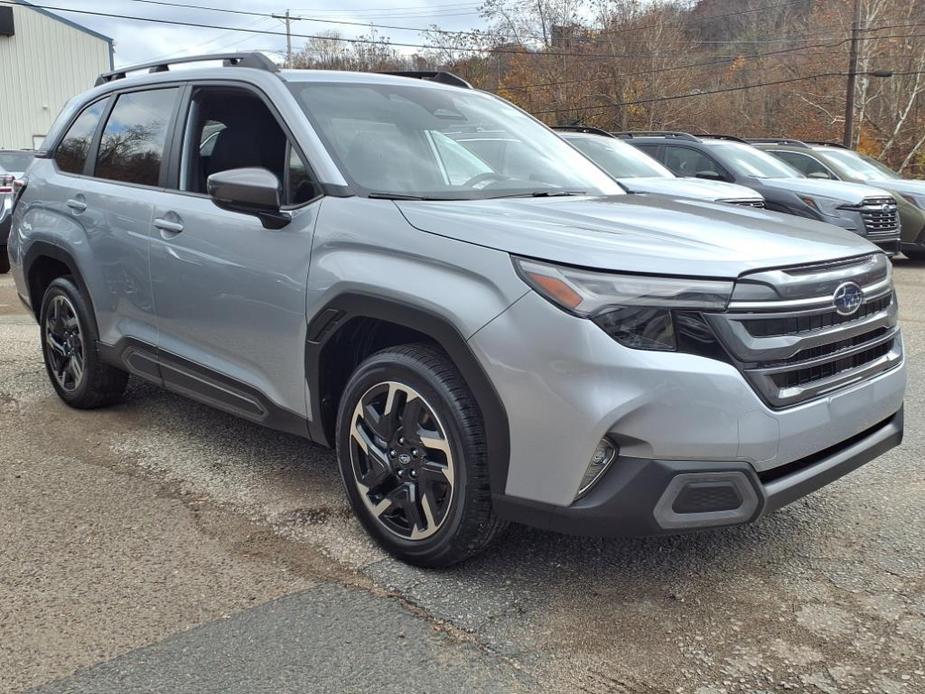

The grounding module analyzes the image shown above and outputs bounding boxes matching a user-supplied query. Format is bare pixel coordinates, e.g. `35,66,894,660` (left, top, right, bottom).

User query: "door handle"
66,198,87,213
154,217,184,234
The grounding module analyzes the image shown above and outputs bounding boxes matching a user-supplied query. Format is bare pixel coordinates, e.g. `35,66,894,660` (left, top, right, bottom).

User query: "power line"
530,69,925,117
6,0,921,65
0,0,826,60
111,0,834,49
501,36,852,92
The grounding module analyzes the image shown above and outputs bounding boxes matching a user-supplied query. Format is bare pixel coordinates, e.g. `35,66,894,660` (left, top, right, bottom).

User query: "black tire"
903,247,925,261
0,247,9,274
336,343,506,567
39,277,128,408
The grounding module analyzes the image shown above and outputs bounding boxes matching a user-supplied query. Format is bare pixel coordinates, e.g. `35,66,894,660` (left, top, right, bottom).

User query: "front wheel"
336,344,505,567
904,247,925,261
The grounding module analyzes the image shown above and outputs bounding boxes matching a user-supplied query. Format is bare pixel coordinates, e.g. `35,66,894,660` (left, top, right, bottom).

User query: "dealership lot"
1,265,923,693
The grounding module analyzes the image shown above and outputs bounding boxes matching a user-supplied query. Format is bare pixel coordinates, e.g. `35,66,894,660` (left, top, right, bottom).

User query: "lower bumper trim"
493,406,903,537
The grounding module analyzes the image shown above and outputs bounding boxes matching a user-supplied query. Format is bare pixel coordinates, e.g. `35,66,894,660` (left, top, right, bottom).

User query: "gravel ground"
1,262,924,694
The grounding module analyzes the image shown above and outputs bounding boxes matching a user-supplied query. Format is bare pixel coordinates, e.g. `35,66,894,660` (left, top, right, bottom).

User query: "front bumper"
470,290,906,506
493,407,903,535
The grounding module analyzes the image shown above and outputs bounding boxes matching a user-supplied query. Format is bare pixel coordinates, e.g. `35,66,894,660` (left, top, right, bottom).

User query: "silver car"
9,54,906,566
555,126,765,207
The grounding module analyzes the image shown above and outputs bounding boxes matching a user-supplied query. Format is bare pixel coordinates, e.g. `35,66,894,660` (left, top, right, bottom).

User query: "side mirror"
207,167,291,230
695,170,725,182
807,171,833,180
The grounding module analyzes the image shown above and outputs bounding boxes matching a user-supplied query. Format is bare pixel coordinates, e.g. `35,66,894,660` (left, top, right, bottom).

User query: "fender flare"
22,241,96,326
305,292,511,496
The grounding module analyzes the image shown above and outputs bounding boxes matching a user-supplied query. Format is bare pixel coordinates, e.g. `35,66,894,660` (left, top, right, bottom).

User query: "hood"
618,177,763,203
760,177,892,204
866,178,925,199
396,195,879,278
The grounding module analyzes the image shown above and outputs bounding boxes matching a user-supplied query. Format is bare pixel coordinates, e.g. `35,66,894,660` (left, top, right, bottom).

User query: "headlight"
800,195,847,218
900,192,925,210
513,257,733,351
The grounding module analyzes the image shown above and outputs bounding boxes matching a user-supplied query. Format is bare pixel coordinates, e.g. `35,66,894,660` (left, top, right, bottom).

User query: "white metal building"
0,0,112,150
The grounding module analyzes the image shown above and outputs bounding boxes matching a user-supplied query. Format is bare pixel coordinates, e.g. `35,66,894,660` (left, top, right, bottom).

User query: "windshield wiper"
487,190,588,199
367,192,434,200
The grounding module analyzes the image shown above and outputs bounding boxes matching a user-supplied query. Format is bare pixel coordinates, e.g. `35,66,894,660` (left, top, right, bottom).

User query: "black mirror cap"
207,167,291,229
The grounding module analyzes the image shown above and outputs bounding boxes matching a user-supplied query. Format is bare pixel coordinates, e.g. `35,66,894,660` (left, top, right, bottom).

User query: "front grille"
743,294,892,337
857,197,899,237
706,253,903,408
771,338,895,390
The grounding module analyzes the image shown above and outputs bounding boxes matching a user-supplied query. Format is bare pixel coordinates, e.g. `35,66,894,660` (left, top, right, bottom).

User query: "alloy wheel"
44,294,86,393
348,381,456,541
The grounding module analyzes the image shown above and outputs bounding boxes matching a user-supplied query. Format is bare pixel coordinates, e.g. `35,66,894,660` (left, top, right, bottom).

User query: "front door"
148,84,321,427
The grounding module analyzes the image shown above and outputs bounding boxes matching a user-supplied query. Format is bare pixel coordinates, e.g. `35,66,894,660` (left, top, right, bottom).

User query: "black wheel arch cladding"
305,293,511,497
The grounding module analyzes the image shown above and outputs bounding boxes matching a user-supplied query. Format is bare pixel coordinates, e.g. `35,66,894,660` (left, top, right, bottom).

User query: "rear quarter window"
55,100,107,175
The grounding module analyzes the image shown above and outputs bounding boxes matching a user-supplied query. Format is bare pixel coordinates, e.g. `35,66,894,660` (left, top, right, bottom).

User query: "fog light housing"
576,438,617,499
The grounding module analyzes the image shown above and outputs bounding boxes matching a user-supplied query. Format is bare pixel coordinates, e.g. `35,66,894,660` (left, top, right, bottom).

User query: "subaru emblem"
833,282,863,316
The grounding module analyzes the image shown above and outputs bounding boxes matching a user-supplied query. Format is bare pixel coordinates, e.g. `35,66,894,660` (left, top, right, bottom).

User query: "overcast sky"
31,0,488,66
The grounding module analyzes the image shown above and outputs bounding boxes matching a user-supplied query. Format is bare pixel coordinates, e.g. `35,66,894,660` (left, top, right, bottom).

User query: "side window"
181,87,316,201
775,151,834,179
663,146,721,178
55,100,106,175
95,88,179,187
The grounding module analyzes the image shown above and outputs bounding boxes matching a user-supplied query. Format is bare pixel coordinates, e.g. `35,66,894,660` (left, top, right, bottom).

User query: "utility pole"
273,9,293,67
843,0,863,147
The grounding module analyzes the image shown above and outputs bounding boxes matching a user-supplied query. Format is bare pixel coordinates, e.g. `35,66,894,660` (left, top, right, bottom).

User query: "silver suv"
8,54,906,566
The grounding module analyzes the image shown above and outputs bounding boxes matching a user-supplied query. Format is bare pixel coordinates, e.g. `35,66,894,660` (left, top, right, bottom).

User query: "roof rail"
95,52,279,86
801,140,849,148
700,133,751,144
381,71,472,89
612,131,701,142
553,125,615,138
745,137,811,148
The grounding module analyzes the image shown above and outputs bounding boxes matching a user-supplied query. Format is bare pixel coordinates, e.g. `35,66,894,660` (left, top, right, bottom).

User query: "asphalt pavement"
1,263,924,694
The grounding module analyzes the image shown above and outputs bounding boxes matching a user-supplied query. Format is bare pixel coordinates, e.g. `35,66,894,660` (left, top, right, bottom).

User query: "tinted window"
95,88,179,186
664,146,722,178
55,100,106,175
773,151,834,179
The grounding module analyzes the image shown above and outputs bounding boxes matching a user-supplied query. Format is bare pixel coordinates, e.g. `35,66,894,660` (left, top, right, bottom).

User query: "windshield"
0,151,34,173
820,149,899,181
563,134,673,179
288,81,622,199
711,142,802,179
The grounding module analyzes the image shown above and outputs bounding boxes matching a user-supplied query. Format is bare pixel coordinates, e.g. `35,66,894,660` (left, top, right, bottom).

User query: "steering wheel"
462,172,507,188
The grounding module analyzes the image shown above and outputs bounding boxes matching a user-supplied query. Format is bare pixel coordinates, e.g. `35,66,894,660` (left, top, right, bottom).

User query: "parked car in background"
751,139,925,260
620,132,902,255
8,55,906,566
0,150,36,273
554,126,765,207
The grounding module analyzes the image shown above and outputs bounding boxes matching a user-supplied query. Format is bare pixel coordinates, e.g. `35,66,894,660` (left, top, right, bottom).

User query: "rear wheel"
336,344,505,567
39,277,128,408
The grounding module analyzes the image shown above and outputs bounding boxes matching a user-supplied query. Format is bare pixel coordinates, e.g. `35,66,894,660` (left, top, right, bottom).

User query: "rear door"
38,87,181,347
146,83,321,426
